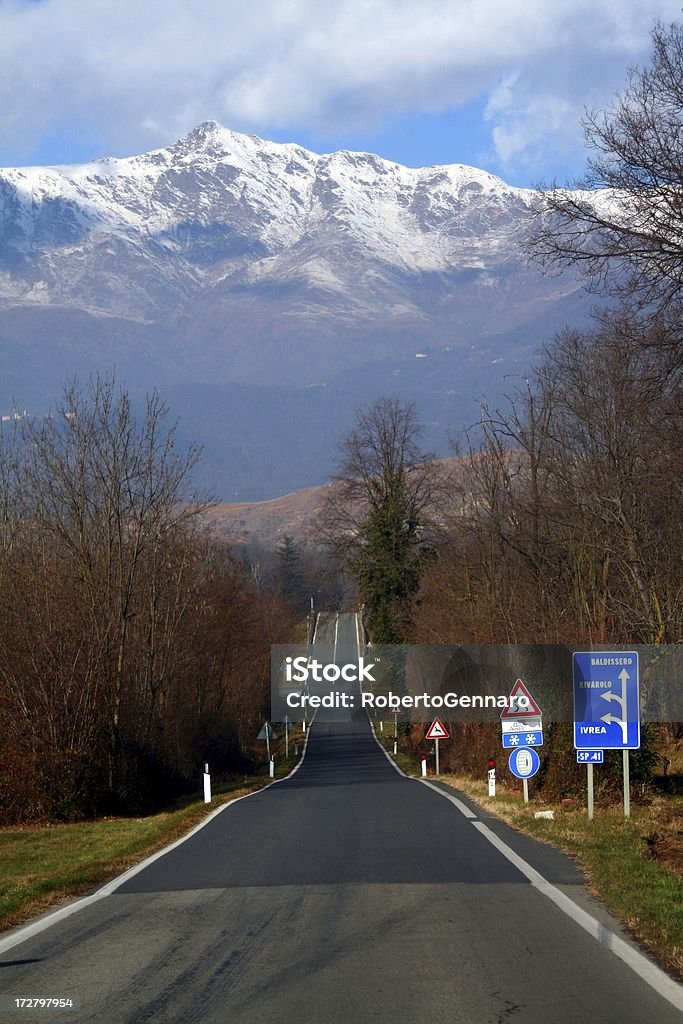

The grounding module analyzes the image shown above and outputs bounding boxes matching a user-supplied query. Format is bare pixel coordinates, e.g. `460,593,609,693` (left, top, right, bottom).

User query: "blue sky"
0,0,681,186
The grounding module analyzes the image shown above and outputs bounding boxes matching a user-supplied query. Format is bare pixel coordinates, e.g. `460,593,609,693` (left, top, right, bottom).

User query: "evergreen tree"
321,397,434,643
276,533,305,611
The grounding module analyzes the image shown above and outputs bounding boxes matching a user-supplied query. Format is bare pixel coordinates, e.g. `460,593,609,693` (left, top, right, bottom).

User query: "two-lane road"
1,613,681,1022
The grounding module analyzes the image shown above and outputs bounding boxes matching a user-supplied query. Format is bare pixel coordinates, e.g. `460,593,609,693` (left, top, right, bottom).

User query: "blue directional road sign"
502,730,543,749
508,747,541,779
576,750,604,764
573,651,640,750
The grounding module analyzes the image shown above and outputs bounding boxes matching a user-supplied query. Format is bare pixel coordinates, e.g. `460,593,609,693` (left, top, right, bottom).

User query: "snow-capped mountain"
0,123,592,496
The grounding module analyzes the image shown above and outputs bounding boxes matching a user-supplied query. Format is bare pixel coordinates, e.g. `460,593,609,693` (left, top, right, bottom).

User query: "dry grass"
439,773,683,979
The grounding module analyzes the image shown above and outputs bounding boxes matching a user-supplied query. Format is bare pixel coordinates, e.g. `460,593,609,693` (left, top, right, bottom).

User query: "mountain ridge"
0,122,594,497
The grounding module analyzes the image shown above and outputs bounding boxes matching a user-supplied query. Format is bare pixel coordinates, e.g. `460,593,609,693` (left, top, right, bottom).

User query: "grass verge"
375,733,683,978
0,724,310,936
441,775,683,979
0,773,283,936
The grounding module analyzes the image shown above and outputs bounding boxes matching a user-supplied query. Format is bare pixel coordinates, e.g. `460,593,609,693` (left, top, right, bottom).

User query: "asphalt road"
0,613,681,1023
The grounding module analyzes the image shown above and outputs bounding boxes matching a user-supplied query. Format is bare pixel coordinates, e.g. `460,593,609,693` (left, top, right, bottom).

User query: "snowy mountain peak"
0,121,589,420
0,121,536,300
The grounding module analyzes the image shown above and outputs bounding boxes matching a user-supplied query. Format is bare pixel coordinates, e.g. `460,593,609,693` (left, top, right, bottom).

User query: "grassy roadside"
0,745,304,936
446,775,683,979
377,734,683,979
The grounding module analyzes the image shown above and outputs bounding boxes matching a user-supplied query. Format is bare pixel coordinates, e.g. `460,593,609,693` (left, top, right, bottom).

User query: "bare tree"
415,315,683,646
529,20,683,316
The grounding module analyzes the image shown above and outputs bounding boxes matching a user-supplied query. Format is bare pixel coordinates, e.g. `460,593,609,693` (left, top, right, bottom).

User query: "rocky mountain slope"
0,123,593,497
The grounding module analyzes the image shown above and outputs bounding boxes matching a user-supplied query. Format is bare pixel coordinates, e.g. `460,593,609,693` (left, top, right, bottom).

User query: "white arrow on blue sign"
573,651,640,750
502,731,543,749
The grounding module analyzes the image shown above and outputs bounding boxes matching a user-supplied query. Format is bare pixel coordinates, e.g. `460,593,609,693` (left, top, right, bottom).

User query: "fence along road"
0,612,680,1023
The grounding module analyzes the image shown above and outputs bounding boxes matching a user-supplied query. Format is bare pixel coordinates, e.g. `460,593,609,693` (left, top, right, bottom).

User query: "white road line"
356,609,683,1013
0,715,317,957
368,715,405,775
420,777,683,1012
471,820,683,1013
420,779,478,818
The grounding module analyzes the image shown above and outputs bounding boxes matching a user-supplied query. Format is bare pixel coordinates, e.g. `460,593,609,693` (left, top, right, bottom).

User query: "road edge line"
354,605,682,1011
0,715,317,957
470,819,683,1012
419,779,478,819
417,771,683,1011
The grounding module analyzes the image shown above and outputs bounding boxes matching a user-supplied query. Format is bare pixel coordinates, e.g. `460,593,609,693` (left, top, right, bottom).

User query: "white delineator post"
269,757,275,779
421,757,427,777
203,763,211,804
488,768,496,798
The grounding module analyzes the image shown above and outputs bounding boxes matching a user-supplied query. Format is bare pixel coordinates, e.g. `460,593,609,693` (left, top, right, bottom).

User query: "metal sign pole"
523,778,529,804
435,738,440,776
587,763,594,820
266,730,270,762
623,750,630,818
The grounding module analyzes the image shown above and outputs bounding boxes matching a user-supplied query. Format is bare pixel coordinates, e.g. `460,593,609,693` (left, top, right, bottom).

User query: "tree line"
0,376,293,823
322,20,683,790
327,19,683,652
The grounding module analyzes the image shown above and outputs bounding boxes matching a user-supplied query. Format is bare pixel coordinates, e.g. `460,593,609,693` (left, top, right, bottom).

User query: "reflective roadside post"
487,756,496,797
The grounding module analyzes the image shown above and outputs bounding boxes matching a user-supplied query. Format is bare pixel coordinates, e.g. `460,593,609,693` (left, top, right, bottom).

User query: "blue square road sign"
573,651,640,750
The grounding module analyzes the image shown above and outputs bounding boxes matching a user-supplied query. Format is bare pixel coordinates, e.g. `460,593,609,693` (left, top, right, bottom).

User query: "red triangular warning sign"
426,717,450,740
500,679,542,719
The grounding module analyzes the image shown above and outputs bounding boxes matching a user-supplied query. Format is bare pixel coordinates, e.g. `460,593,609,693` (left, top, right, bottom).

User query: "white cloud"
0,0,680,172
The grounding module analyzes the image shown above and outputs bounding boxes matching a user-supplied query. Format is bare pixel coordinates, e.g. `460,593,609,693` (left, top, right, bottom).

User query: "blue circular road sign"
508,746,541,779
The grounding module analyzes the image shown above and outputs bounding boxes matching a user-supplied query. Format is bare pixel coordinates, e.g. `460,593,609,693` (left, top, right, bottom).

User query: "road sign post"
501,680,543,801
576,750,604,820
508,747,540,803
283,715,292,759
426,718,449,776
257,722,277,763
573,652,640,818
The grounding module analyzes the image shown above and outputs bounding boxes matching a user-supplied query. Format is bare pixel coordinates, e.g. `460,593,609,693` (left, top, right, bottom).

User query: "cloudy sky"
0,0,680,185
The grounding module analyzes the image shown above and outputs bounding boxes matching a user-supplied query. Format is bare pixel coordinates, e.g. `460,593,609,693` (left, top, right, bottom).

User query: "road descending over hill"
0,612,681,1023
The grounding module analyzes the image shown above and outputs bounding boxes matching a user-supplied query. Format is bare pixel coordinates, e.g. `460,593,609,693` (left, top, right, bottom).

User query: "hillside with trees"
0,376,295,823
